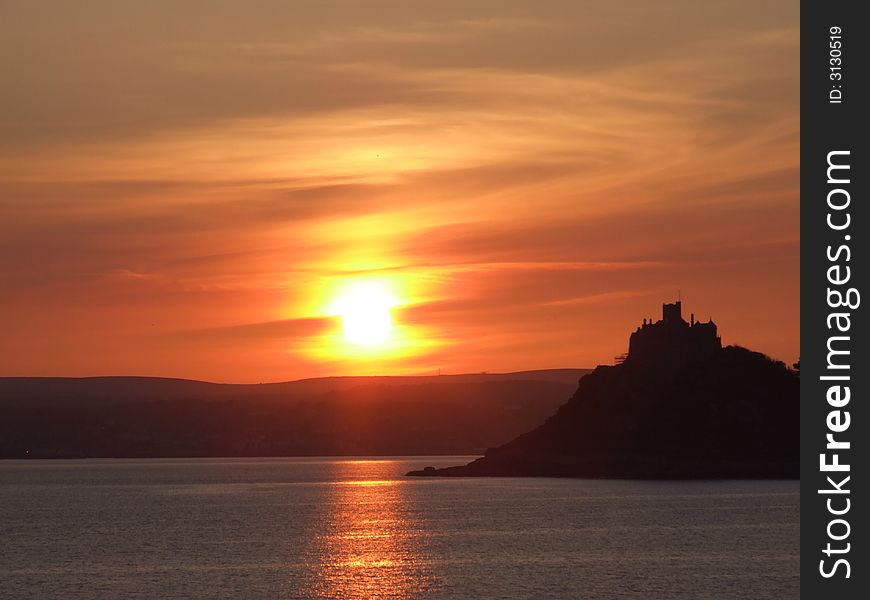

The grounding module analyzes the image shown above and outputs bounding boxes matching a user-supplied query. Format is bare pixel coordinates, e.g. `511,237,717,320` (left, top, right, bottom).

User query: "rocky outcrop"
408,344,799,479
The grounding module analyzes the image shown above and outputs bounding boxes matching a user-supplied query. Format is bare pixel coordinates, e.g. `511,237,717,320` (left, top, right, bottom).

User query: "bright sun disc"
332,282,396,345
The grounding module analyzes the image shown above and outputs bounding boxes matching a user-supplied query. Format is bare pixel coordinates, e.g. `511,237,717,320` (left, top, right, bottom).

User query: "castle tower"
662,300,683,323
627,299,721,364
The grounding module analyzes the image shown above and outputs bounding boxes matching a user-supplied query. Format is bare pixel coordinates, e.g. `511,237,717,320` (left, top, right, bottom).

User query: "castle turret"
662,301,683,323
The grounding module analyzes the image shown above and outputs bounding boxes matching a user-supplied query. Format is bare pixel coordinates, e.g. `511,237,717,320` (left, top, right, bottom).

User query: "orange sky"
0,1,799,382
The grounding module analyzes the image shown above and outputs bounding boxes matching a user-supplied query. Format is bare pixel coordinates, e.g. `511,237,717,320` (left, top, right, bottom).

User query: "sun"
331,281,398,346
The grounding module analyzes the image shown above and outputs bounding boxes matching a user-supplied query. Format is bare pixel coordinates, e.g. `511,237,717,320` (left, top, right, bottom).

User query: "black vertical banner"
801,1,868,597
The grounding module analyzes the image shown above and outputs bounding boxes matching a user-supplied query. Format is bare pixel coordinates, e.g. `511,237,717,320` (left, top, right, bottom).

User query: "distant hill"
0,369,590,458
409,303,799,479
0,369,587,404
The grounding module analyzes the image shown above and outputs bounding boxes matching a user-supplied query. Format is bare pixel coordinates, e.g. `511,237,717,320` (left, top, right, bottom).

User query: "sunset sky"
0,1,799,382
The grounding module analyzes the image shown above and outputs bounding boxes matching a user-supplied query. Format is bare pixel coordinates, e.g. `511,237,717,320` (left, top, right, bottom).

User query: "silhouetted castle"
627,300,721,364
409,297,798,479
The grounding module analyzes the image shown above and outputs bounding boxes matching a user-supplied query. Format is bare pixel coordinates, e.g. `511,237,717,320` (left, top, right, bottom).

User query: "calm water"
0,458,798,599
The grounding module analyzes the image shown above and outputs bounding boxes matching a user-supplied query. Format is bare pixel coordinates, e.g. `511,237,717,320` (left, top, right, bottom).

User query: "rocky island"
408,301,799,479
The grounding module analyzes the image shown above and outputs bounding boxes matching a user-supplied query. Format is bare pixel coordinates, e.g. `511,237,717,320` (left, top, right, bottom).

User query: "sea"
0,457,799,599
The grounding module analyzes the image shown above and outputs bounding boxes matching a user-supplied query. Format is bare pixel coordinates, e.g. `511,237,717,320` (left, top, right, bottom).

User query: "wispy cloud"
0,0,799,381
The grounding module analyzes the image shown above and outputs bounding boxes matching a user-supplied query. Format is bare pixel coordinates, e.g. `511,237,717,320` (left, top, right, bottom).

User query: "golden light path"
303,462,434,599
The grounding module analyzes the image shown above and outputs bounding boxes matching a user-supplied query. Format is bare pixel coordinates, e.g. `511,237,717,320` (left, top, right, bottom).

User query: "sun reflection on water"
341,480,394,487
304,465,434,599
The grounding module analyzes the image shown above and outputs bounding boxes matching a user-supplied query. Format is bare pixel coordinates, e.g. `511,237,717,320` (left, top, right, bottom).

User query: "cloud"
168,317,334,344
0,0,799,381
